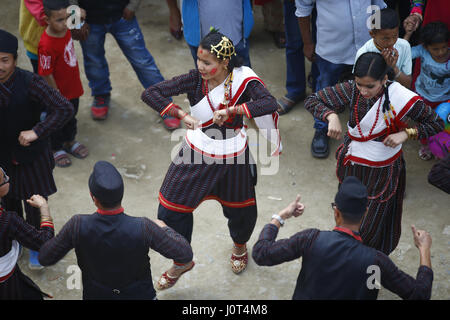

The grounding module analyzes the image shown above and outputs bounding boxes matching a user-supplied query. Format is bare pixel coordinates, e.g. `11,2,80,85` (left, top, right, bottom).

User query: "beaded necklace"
203,71,233,113
354,92,383,140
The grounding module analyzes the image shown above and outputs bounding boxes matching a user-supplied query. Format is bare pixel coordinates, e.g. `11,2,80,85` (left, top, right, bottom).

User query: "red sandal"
156,261,195,290
230,250,248,274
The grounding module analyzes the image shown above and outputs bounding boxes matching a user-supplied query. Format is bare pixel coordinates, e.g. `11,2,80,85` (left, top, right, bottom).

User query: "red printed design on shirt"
38,30,84,100
40,55,52,71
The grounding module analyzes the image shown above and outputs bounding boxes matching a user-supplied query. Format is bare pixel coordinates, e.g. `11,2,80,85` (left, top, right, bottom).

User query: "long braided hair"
353,52,395,113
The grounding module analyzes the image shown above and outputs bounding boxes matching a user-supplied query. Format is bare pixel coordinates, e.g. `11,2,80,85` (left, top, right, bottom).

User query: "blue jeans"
283,0,318,101
189,39,251,69
81,17,165,96
314,54,350,131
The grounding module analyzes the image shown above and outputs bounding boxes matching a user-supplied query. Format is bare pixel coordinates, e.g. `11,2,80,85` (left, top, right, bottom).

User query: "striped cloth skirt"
336,142,406,255
159,141,257,213
6,145,57,200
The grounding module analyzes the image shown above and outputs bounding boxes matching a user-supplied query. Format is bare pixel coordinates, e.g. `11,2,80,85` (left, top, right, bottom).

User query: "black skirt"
0,265,49,300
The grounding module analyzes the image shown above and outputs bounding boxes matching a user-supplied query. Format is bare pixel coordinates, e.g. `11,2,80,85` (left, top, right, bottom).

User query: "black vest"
75,212,156,300
79,0,129,24
293,230,379,300
0,68,48,167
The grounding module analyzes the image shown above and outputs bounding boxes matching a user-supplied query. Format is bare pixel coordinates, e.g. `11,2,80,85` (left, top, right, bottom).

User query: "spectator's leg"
111,17,165,89
311,54,349,158
234,39,251,68
189,45,199,67
283,0,306,102
80,23,111,96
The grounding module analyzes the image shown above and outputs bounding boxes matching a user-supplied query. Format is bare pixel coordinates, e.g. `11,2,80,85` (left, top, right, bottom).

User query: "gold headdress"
210,36,237,60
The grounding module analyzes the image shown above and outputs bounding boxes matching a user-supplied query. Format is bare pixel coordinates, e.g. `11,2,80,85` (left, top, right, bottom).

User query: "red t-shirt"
38,29,83,100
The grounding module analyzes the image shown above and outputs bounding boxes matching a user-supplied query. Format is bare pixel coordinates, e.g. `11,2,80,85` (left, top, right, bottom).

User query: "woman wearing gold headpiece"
142,30,281,290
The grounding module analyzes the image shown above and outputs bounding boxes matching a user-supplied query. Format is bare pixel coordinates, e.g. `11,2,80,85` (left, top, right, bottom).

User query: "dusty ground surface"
1,0,448,300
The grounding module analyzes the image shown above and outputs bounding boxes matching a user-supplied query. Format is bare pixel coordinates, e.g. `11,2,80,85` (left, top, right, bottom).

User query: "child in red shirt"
38,0,88,167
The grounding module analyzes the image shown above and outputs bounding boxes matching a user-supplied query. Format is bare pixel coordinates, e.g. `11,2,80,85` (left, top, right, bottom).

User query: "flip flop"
64,142,89,159
53,150,72,168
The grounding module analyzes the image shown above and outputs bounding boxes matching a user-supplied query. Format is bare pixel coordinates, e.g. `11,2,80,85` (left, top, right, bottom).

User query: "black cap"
43,0,70,10
335,176,368,217
89,161,124,204
0,29,18,56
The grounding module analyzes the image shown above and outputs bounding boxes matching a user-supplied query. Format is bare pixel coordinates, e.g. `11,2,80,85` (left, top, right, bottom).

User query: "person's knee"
158,205,193,242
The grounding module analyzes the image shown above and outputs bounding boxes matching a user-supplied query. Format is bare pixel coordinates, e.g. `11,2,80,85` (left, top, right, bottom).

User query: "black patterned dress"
142,69,277,212
305,81,444,254
0,207,54,299
0,68,74,228
142,68,278,244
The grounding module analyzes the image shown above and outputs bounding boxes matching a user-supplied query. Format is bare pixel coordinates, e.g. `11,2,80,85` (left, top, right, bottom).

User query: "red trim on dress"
160,103,175,116
97,207,125,215
344,150,403,167
229,76,265,107
0,266,16,283
159,192,195,213
158,192,256,213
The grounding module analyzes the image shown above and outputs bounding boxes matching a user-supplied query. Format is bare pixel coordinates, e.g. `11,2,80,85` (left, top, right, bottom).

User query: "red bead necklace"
354,92,383,140
202,72,233,113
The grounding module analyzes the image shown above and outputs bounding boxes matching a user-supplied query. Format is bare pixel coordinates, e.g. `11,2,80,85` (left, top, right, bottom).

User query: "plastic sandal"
53,150,72,168
64,142,89,159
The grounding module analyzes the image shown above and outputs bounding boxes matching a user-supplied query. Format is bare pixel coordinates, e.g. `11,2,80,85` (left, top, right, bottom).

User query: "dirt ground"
2,0,449,300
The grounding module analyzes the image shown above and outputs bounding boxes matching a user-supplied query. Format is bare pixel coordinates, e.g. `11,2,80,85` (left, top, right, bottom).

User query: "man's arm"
295,0,315,61
378,226,433,300
28,74,74,141
252,195,320,266
143,218,193,264
38,215,81,266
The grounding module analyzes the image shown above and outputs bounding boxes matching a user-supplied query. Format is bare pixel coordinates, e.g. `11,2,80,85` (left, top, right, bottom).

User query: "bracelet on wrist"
271,214,285,227
404,127,418,140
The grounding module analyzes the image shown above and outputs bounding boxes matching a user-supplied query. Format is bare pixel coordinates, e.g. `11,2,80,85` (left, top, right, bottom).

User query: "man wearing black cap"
0,28,74,269
252,176,434,300
38,161,194,300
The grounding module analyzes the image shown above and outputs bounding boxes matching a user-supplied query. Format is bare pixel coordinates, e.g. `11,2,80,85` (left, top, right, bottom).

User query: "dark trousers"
1,195,48,229
158,203,257,245
29,58,38,74
50,98,79,151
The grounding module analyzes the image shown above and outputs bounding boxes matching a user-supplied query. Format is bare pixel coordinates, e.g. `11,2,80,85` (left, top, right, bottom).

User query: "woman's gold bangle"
405,128,418,140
